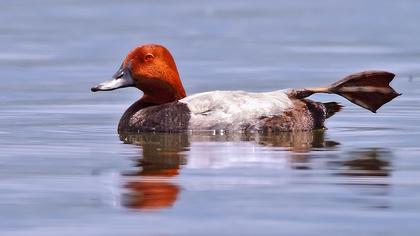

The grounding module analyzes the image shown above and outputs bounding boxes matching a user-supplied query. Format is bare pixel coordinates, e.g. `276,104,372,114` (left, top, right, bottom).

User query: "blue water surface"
1,0,419,235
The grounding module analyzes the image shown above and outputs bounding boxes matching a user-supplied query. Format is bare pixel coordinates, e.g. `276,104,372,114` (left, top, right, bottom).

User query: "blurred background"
1,0,419,235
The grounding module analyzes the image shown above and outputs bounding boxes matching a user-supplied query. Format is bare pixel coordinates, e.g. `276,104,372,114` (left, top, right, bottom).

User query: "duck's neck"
138,73,186,105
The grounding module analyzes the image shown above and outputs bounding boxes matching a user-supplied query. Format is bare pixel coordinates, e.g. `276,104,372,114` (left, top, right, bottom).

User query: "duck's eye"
144,53,154,62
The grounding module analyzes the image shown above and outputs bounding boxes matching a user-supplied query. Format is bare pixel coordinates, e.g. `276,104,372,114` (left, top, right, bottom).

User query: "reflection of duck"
330,148,393,208
123,181,179,210
258,130,339,170
120,133,188,210
91,44,400,133
257,130,339,152
120,131,340,209
337,148,391,177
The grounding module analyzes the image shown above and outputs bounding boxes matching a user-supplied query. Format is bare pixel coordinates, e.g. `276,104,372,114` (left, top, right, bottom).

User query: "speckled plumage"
117,90,336,133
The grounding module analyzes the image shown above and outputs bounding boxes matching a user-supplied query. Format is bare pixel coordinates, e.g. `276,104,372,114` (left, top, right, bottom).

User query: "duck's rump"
118,90,339,133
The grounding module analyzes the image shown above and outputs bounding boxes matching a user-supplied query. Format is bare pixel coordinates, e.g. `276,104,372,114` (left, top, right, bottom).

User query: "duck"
91,44,400,133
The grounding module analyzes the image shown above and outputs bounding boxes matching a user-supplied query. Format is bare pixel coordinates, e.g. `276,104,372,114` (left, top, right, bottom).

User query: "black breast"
118,101,191,133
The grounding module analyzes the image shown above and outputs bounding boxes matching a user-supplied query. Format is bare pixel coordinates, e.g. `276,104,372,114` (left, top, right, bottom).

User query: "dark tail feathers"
324,102,343,118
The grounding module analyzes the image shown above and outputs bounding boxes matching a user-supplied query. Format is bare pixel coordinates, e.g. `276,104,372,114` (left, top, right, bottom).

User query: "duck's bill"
91,67,134,92
91,77,134,92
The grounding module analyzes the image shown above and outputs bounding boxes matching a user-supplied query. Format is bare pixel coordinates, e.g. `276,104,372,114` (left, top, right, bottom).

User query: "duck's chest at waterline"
127,90,294,132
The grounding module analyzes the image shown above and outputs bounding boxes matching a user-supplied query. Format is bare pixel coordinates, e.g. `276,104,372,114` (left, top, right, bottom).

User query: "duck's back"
181,90,293,130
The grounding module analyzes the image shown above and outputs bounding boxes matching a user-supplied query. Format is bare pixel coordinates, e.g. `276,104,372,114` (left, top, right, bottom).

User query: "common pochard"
91,44,400,133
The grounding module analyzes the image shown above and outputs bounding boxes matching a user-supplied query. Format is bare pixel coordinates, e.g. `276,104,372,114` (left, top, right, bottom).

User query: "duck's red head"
91,44,186,105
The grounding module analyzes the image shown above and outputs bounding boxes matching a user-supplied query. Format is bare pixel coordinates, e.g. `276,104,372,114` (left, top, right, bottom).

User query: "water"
1,0,420,235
